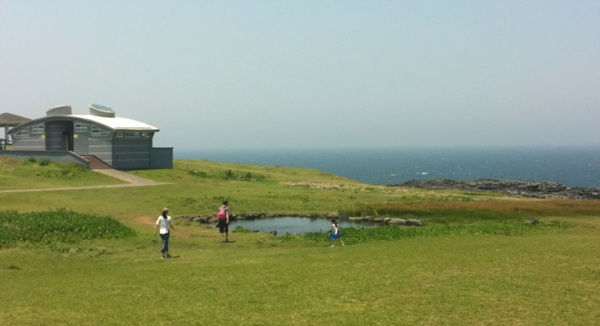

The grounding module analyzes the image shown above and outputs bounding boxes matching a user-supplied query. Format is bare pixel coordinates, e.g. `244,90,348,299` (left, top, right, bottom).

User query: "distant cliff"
392,179,600,200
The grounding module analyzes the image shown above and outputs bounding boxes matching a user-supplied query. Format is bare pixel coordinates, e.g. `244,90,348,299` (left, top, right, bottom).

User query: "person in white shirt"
154,208,175,258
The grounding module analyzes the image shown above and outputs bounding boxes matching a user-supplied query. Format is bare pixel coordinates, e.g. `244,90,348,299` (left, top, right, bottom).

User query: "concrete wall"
0,150,89,168
113,137,152,170
151,147,173,169
89,136,113,167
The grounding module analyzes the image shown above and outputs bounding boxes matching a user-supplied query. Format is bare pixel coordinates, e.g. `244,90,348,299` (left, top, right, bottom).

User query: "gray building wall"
11,124,45,151
73,129,90,154
113,136,152,170
151,147,173,169
90,136,113,166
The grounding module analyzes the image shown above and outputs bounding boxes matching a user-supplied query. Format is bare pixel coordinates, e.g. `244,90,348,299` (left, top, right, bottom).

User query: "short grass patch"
0,157,124,190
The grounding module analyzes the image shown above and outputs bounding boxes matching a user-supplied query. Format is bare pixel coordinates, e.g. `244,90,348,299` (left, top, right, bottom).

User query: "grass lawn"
1,158,599,325
2,227,599,325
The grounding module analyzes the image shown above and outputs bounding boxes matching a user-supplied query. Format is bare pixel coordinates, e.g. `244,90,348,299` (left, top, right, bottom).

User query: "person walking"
329,219,345,247
154,207,175,258
216,200,230,242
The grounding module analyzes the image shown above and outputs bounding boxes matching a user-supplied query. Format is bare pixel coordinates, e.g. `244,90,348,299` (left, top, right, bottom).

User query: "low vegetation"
0,157,124,190
1,157,599,325
0,209,136,248
303,218,572,244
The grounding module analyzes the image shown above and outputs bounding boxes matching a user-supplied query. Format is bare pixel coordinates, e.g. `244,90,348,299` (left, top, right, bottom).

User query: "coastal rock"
394,178,600,200
405,219,422,227
326,213,340,219
192,217,207,224
387,218,406,225
525,218,539,226
176,216,194,222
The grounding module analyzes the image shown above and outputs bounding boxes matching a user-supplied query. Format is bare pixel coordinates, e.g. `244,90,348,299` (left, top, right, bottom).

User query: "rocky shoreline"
392,178,600,200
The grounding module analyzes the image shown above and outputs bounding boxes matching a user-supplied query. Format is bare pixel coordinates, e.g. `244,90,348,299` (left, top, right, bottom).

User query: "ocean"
175,147,600,188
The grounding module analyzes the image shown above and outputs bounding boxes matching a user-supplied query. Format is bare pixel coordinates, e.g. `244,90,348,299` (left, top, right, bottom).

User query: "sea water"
176,146,600,188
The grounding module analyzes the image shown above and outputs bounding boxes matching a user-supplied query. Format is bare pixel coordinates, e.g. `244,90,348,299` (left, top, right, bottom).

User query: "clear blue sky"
1,1,599,149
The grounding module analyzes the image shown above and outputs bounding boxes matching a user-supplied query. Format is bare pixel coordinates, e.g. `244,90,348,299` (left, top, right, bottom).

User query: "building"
0,112,32,145
5,104,172,170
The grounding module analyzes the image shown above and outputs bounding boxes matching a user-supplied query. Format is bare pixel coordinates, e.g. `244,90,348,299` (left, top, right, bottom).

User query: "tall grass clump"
0,209,136,248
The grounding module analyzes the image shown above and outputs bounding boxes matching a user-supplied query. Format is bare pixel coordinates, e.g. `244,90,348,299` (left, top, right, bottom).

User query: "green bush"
187,170,209,178
38,158,51,166
225,169,234,180
0,209,137,248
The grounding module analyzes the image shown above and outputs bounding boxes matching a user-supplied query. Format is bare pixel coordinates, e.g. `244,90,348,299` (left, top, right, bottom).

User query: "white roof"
71,115,159,131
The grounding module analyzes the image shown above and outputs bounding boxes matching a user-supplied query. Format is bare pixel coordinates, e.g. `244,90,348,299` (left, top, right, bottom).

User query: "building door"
63,131,74,151
45,121,74,151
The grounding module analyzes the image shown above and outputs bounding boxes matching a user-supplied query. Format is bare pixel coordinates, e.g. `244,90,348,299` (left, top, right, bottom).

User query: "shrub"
0,209,137,248
225,169,234,180
39,158,51,166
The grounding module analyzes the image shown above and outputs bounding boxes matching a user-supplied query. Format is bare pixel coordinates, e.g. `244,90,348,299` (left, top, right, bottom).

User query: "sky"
1,0,599,150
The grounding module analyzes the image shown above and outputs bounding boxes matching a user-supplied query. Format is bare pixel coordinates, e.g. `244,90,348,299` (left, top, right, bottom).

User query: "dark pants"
160,232,170,253
218,219,228,233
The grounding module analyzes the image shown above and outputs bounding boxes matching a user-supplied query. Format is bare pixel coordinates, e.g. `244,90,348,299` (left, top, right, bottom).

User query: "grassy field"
1,158,599,325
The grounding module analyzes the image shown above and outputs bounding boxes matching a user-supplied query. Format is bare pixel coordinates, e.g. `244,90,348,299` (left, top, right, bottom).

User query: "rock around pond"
230,217,379,235
176,214,422,235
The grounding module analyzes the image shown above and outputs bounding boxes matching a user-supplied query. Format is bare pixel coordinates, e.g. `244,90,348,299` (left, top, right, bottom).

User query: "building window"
91,126,109,137
124,131,140,138
14,128,30,138
75,123,88,133
31,124,45,134
116,131,123,138
141,131,151,138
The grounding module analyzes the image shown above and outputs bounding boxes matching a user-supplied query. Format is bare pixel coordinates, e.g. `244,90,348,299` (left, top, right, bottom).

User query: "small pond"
230,217,379,235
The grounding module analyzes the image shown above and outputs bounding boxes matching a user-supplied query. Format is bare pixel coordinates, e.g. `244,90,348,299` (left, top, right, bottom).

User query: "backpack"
217,206,226,220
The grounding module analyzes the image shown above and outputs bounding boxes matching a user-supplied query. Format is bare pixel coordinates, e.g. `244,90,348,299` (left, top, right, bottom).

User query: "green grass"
2,228,599,325
0,157,124,190
1,158,600,325
303,218,572,244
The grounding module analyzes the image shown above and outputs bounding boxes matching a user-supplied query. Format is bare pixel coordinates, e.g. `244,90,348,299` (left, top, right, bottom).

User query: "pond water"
230,217,378,235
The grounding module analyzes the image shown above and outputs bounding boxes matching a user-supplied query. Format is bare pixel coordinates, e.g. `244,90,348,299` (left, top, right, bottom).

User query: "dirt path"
94,169,162,185
0,169,168,194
